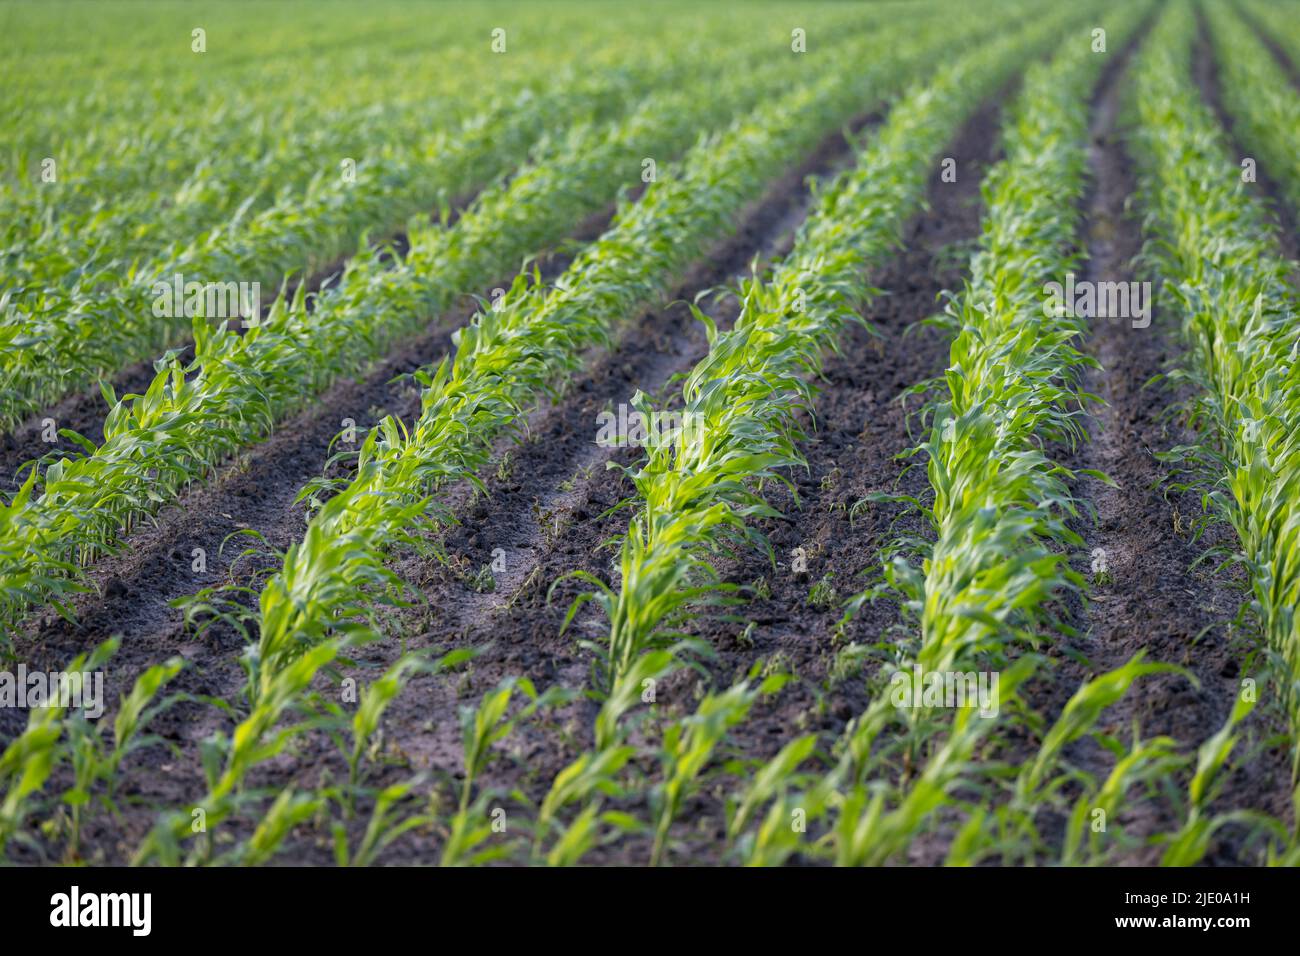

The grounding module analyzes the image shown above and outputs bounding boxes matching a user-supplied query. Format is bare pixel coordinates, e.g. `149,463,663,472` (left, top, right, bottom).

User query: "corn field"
3,0,1300,879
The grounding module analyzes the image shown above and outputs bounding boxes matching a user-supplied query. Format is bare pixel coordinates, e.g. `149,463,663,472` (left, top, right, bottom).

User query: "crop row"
1241,0,1300,84
851,0,1178,866
717,1,1160,866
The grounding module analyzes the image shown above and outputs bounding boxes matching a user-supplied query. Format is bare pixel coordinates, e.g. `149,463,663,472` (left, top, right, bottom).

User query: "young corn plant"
724,733,820,866
528,653,680,865
945,654,1187,866
649,667,790,866
314,649,476,817
60,653,186,858
218,788,328,867
439,676,571,866
333,779,436,868
1157,691,1289,865
0,638,119,859
133,638,348,865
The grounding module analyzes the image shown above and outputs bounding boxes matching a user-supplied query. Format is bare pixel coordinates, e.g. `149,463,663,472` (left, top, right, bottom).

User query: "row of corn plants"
1204,1,1300,220
1130,0,1300,775
823,1,1182,867
0,25,873,637
897,0,1294,868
